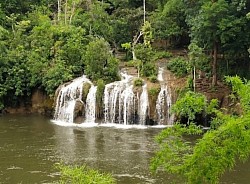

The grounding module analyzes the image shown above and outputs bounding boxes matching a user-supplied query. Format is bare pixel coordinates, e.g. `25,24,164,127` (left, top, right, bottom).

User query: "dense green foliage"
0,0,249,110
96,78,105,116
151,76,250,183
152,0,250,85
84,38,119,83
0,0,249,182
0,1,121,109
171,91,218,124
55,164,116,184
166,57,190,77
133,78,144,87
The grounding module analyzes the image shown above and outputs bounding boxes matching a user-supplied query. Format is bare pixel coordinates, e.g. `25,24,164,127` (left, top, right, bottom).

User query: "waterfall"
54,76,90,123
54,68,174,126
156,85,172,125
157,67,164,82
121,84,135,125
104,72,137,125
156,67,173,125
139,84,149,125
85,85,97,123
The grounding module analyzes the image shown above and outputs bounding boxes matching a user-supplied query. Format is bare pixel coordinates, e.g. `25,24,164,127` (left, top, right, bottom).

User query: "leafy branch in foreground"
55,163,116,184
150,123,203,174
151,76,250,184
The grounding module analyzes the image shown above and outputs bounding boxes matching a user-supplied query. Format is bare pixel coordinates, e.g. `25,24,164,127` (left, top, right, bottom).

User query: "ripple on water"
114,173,157,184
7,166,23,170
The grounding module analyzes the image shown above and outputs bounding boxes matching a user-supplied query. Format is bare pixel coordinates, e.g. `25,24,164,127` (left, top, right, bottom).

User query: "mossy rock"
82,82,91,103
148,86,161,121
96,79,105,119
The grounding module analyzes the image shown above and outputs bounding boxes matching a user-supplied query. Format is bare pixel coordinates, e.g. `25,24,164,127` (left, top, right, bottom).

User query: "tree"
247,12,250,55
26,8,88,95
56,0,84,25
189,0,228,86
151,0,188,46
189,0,250,86
0,26,9,109
111,5,144,47
151,76,250,184
122,21,154,77
73,1,113,42
84,38,119,83
188,42,210,91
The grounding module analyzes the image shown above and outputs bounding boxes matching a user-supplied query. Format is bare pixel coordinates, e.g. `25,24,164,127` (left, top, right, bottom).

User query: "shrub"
153,51,173,60
166,57,190,77
82,83,91,102
133,78,144,87
125,60,136,67
171,91,218,124
141,62,158,77
96,79,105,106
148,75,157,83
55,163,116,184
148,87,160,96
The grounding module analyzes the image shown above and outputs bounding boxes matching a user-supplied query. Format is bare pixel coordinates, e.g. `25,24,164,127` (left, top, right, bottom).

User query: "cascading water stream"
54,76,91,123
156,67,173,125
157,67,164,82
139,84,149,125
54,68,174,126
85,85,97,123
104,72,137,125
156,86,172,125
121,84,135,125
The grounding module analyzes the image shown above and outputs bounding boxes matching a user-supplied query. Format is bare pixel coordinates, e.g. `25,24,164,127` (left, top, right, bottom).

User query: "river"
0,114,249,183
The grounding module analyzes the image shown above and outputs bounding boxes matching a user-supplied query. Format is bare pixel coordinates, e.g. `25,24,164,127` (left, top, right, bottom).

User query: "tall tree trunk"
212,41,218,86
143,0,146,24
65,0,68,25
132,32,143,77
69,1,76,25
193,66,196,92
132,32,143,60
58,0,61,22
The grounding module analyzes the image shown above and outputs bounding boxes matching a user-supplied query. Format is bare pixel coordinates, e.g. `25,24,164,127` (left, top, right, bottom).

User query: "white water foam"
139,84,149,125
54,76,91,123
156,67,173,125
51,120,169,129
104,72,136,125
85,85,97,123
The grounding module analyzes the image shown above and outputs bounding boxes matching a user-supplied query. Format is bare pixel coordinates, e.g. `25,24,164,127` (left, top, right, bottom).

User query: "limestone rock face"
31,89,52,114
5,89,53,116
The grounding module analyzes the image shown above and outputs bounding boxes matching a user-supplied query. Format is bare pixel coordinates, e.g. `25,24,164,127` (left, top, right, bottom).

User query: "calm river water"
0,114,249,184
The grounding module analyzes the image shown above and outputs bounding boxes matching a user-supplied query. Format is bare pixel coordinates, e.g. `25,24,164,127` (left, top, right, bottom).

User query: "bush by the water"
55,164,116,184
171,91,218,124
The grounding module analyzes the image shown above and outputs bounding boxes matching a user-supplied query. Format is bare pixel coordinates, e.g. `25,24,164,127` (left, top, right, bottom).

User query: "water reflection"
0,115,250,184
52,124,163,183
